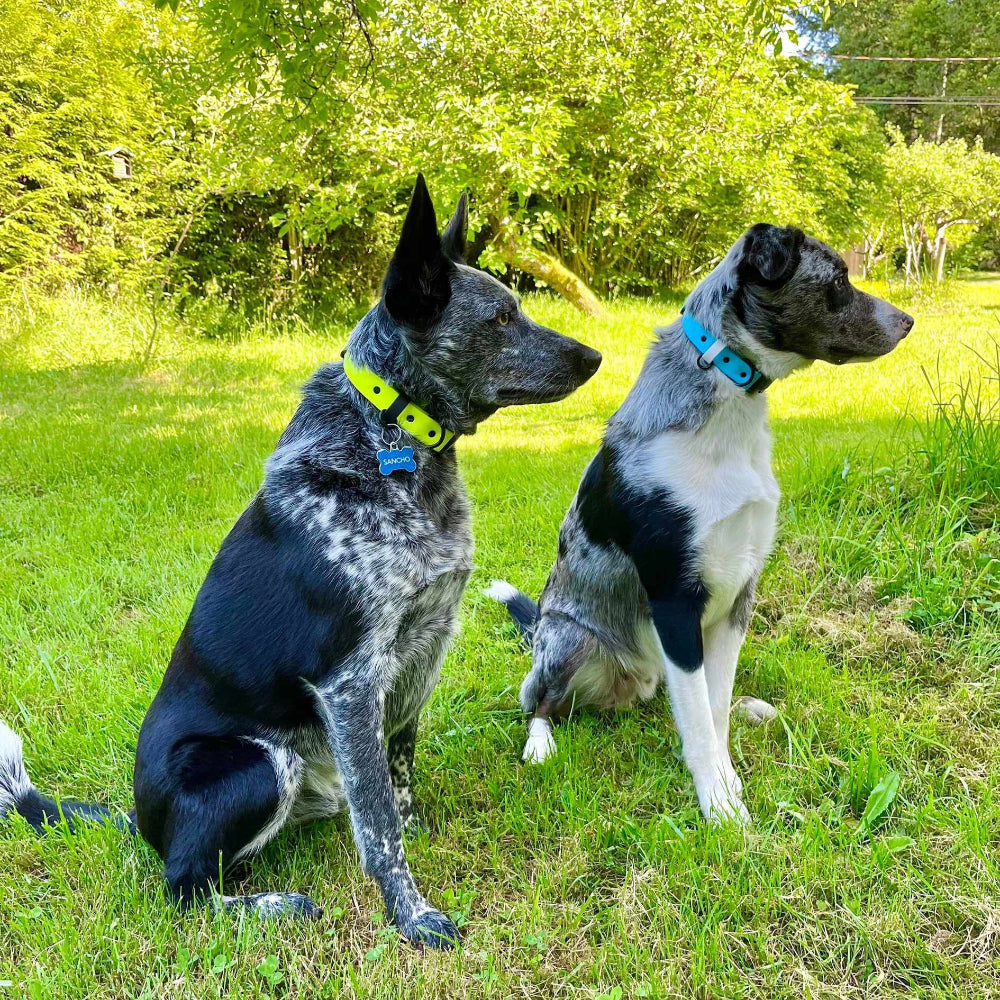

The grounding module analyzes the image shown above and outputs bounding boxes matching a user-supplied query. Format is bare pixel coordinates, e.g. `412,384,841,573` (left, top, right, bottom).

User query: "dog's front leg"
317,680,458,949
702,618,747,798
650,599,749,826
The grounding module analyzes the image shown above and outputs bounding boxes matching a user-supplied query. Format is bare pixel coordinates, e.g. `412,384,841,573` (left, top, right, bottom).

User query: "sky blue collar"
681,313,770,394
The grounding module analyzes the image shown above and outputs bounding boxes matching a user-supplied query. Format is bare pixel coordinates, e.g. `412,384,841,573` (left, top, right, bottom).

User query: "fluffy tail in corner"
0,719,130,834
484,580,539,647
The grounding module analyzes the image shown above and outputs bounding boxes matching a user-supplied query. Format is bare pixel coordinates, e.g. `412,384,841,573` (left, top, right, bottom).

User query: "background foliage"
1,0,998,313
0,0,188,289
2,3,1000,993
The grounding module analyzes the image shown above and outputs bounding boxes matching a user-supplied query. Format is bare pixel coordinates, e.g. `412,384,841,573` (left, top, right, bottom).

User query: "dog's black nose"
897,311,914,339
578,346,602,378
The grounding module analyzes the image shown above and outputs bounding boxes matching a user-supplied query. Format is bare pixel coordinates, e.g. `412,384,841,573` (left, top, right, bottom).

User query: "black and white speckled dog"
0,176,600,948
489,224,912,825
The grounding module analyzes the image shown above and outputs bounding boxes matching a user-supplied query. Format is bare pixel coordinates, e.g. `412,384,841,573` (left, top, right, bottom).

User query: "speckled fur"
492,225,913,824
1,178,600,949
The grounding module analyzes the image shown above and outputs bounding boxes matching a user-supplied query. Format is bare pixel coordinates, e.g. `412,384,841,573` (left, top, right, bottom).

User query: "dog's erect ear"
383,174,452,332
741,223,805,289
441,191,469,264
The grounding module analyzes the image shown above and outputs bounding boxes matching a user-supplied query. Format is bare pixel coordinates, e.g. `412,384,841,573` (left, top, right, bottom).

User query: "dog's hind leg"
138,736,319,919
722,577,777,729
388,718,426,834
519,615,600,763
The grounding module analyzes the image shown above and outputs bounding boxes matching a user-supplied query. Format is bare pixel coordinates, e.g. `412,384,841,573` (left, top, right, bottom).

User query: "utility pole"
936,58,949,142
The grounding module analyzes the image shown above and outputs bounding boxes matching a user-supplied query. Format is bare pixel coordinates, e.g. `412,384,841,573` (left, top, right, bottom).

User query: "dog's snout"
896,311,914,339
578,345,602,378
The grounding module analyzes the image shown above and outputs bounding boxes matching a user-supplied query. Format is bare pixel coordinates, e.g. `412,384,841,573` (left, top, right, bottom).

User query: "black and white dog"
489,225,912,825
0,176,601,947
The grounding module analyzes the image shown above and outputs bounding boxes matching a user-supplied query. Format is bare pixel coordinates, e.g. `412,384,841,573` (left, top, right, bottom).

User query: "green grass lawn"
2,281,999,998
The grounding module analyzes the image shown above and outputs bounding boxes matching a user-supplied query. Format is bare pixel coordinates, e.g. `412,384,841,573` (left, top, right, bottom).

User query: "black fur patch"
575,450,614,547
180,507,367,726
246,492,275,540
577,445,707,670
648,597,705,671
299,459,362,494
174,736,269,792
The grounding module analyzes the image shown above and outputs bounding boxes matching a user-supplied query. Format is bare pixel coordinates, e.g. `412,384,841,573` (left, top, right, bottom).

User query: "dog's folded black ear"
741,223,805,289
441,192,469,264
383,174,452,332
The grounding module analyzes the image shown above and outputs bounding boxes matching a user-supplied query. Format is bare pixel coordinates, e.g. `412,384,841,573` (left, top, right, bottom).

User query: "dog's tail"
0,719,132,834
484,580,539,647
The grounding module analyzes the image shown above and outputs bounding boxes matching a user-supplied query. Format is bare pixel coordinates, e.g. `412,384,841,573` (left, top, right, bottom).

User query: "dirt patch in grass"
759,547,926,664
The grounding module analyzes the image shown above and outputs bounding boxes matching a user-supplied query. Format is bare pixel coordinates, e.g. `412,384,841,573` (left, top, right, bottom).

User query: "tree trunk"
900,207,914,286
287,221,303,285
934,235,947,283
862,224,885,280
490,223,607,318
911,224,924,281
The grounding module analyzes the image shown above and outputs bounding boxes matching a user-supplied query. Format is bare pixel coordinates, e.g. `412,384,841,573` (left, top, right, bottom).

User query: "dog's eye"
835,273,849,289
496,312,510,326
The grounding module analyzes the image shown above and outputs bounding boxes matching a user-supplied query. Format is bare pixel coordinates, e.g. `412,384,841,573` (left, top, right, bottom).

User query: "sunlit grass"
1,280,999,998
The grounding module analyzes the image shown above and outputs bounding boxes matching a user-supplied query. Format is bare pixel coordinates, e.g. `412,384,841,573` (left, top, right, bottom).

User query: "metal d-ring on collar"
381,422,403,450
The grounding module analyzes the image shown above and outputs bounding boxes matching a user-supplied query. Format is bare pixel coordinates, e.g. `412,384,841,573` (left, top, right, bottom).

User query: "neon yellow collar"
342,353,458,453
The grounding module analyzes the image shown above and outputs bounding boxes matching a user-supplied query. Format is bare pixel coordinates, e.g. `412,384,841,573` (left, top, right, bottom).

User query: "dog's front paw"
700,781,750,827
399,907,461,950
720,758,743,799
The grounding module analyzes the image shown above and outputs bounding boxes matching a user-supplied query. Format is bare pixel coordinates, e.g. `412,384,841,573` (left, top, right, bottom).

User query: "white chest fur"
634,394,780,625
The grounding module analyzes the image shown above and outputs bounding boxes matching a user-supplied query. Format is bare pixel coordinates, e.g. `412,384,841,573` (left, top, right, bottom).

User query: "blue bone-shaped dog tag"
377,447,416,476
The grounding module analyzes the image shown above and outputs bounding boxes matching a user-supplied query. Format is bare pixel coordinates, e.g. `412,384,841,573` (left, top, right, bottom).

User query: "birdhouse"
98,146,134,180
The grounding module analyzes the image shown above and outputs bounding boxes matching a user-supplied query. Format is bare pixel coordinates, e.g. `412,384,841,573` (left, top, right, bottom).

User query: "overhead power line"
800,52,1000,118
855,96,1000,106
803,53,1000,63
